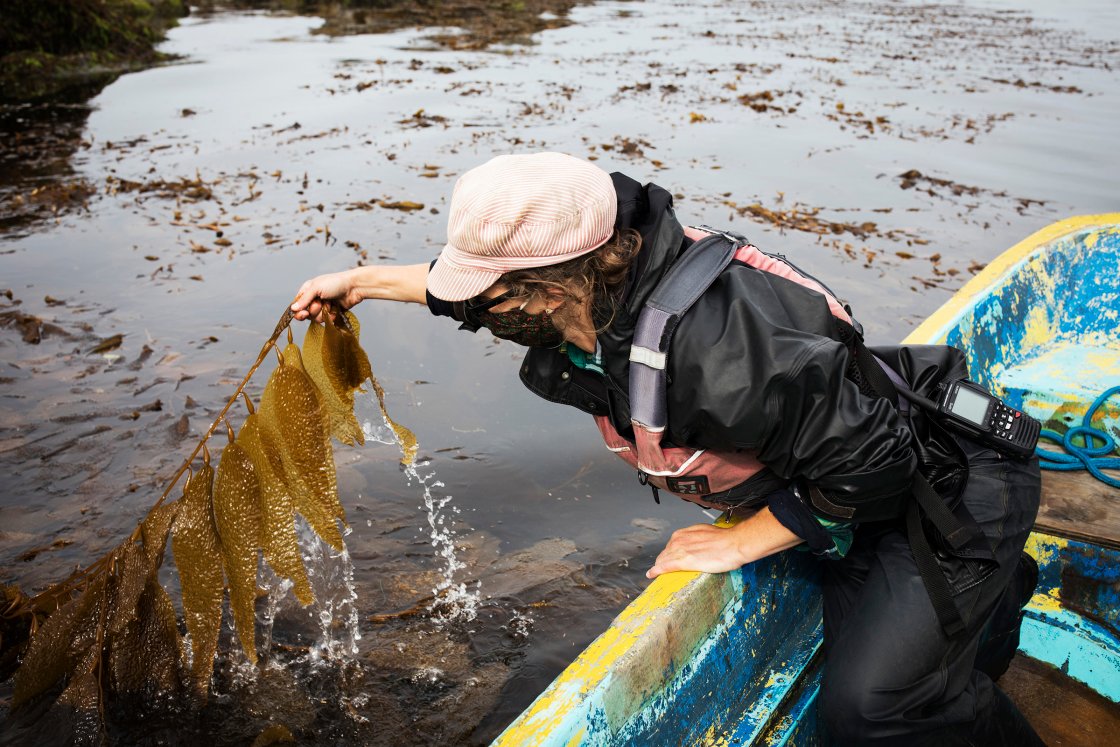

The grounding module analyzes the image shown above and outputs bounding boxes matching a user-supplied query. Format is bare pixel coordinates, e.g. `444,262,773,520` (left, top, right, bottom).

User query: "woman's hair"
498,228,642,331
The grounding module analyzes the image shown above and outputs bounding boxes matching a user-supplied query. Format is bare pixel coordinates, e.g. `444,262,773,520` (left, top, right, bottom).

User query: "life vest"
594,226,858,510
600,226,997,639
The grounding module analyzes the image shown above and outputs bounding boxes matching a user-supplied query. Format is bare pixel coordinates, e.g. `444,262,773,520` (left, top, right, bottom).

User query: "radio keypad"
991,403,1020,439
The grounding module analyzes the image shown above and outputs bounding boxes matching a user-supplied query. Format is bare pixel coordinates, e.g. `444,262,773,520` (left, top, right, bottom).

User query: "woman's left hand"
646,507,803,579
646,523,749,579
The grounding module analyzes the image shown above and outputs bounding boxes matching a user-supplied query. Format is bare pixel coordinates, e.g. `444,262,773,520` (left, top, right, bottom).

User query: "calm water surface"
1,0,1117,743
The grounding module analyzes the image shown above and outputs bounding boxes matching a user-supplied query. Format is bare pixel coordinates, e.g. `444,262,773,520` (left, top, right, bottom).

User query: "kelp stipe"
3,303,415,741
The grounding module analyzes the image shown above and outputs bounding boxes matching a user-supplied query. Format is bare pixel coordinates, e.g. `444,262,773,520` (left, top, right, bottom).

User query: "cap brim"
425,247,505,302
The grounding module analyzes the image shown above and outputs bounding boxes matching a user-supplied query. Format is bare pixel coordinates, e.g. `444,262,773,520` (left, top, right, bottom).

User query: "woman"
292,152,1044,746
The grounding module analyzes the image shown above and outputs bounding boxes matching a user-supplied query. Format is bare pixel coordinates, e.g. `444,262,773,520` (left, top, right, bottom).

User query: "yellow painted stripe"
495,516,747,745
494,570,707,746
903,214,1120,345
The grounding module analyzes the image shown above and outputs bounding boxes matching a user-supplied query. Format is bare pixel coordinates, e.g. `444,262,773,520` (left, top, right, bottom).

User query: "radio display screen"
950,386,990,425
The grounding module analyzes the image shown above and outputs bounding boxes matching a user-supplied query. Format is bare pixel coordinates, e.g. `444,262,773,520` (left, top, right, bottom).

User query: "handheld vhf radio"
931,379,1041,460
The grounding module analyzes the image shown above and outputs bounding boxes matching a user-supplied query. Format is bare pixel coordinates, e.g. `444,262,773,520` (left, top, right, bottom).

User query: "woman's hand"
291,270,362,322
290,264,431,322
646,507,803,579
646,523,750,579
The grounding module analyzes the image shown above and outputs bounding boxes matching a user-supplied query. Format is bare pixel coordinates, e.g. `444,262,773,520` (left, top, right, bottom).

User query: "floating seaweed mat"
4,304,415,737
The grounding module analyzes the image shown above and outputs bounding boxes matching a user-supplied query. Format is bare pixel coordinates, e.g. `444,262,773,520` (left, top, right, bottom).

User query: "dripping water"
300,519,361,663
361,394,481,626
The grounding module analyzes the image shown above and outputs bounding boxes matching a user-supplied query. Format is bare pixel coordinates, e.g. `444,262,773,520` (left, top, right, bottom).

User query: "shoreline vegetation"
0,0,189,101
0,0,590,102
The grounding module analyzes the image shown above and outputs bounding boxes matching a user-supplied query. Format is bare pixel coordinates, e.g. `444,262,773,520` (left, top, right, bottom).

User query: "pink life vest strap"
601,226,855,507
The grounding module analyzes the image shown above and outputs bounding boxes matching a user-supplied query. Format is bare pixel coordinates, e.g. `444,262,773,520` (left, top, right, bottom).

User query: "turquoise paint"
503,550,825,746
937,226,1120,442
764,672,825,747
1019,608,1120,702
1021,533,1120,701
617,552,823,744
999,343,1120,403
720,632,822,744
1032,534,1120,638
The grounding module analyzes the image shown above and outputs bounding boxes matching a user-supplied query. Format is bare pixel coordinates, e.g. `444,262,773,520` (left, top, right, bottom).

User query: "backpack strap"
629,233,740,431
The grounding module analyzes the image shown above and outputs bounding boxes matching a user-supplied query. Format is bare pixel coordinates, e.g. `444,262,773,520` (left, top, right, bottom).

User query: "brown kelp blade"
212,440,263,665
238,414,313,606
281,347,346,528
323,309,373,393
368,373,419,466
104,542,149,639
301,322,365,446
259,353,344,550
138,500,179,566
104,500,179,635
171,464,224,693
12,498,180,709
109,575,184,697
11,575,107,708
342,311,417,464
40,645,103,747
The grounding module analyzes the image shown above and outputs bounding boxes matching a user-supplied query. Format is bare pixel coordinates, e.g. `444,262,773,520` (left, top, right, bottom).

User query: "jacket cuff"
767,486,835,554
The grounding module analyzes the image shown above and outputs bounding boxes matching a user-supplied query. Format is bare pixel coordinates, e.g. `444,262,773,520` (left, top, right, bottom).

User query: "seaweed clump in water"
1,304,413,742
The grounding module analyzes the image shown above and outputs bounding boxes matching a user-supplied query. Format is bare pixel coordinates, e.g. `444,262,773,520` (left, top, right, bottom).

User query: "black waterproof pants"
818,437,1045,746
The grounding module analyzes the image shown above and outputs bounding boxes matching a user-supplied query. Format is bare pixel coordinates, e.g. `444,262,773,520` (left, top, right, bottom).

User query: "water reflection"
2,0,1118,744
0,79,112,236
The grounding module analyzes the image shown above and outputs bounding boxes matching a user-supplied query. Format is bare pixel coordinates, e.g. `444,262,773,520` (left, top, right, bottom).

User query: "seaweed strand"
149,307,295,513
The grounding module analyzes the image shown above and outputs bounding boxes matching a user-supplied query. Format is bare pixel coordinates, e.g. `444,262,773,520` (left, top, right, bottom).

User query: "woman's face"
477,284,551,315
474,283,597,353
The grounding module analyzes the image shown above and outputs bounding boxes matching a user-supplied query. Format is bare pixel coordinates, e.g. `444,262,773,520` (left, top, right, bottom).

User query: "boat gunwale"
903,213,1120,348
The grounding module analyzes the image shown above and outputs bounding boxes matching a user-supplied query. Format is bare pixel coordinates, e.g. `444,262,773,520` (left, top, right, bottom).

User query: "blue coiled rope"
1035,386,1120,488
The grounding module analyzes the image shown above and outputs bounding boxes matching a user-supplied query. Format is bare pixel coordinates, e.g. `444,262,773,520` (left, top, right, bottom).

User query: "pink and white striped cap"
426,152,618,302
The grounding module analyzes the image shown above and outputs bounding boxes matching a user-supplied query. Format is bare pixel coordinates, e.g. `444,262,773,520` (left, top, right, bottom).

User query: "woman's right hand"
291,270,362,322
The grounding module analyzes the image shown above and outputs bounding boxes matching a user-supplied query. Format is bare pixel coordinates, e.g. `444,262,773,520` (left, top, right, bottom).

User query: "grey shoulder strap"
629,233,741,429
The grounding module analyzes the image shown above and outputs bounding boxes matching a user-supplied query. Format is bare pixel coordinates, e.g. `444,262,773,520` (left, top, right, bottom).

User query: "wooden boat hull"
907,214,1120,449
493,215,1120,746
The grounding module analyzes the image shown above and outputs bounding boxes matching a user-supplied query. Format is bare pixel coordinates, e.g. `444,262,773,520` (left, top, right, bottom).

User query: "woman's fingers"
646,524,745,579
291,281,319,317
291,272,351,321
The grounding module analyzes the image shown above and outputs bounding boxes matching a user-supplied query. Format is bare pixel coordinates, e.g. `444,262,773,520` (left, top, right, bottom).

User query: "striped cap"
427,152,618,302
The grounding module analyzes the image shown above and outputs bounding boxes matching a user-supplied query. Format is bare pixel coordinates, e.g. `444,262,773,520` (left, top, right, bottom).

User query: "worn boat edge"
904,212,1120,347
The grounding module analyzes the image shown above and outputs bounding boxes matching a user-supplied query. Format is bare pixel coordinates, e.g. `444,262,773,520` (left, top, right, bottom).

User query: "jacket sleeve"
756,334,916,521
668,273,917,523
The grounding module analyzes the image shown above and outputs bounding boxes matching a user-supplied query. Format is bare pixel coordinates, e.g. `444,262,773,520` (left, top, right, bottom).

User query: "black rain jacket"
516,173,970,522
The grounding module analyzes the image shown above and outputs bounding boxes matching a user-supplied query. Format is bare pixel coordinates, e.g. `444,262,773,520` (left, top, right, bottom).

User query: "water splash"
257,566,294,662
299,519,361,663
412,459,480,625
361,394,480,626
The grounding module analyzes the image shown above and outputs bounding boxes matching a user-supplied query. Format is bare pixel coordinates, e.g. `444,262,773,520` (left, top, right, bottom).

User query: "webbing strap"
630,234,739,428
855,342,899,409
851,338,980,638
645,235,739,315
912,465,981,550
907,500,967,637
